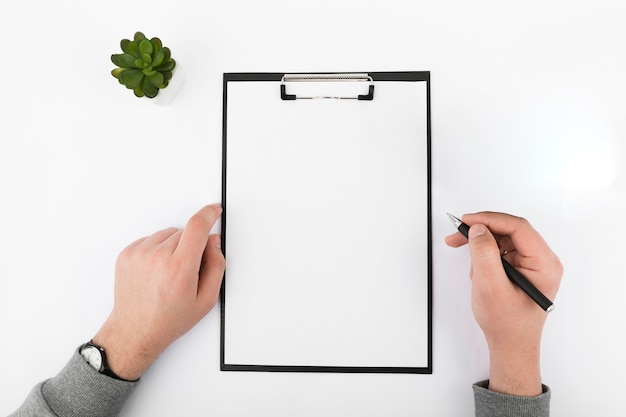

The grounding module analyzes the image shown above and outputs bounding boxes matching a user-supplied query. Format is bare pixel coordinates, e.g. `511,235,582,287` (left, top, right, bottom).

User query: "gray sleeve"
473,380,550,417
9,348,139,417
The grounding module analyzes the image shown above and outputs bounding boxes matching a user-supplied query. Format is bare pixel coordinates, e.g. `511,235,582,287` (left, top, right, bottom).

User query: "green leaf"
111,53,137,68
139,39,153,56
134,85,145,97
152,49,165,67
111,67,124,79
120,39,131,52
142,53,152,66
150,37,162,53
143,77,159,98
124,41,140,58
156,59,175,72
149,72,164,88
119,69,144,89
134,58,144,69
142,69,157,76
134,32,146,42
162,70,173,82
161,47,171,63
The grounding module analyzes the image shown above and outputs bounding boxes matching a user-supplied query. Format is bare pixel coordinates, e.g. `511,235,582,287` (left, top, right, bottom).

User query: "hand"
445,212,562,396
92,204,226,381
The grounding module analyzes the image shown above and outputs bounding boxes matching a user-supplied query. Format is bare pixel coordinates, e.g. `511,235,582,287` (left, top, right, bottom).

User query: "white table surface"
1,1,625,415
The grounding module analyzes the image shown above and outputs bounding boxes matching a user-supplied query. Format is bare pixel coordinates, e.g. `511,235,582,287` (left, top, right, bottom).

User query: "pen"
446,213,555,313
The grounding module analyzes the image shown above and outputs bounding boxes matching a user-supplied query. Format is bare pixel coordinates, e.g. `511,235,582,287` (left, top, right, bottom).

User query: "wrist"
487,342,543,396
92,317,160,381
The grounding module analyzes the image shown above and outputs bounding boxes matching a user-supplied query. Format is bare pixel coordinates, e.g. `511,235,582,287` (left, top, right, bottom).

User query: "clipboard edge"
220,71,433,375
221,363,433,374
223,71,430,82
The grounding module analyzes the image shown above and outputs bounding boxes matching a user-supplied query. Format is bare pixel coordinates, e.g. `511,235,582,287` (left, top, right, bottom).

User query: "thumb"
468,224,506,287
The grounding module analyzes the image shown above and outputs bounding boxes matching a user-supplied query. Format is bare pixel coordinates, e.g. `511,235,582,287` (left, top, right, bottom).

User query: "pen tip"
446,213,462,227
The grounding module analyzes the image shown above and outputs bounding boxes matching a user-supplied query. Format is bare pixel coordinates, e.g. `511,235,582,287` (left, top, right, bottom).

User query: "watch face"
82,346,103,371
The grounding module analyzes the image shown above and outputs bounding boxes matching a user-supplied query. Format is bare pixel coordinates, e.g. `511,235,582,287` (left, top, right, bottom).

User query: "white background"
1,1,624,416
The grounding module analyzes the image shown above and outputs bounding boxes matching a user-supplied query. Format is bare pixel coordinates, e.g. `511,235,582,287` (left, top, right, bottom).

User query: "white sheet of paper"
223,78,429,369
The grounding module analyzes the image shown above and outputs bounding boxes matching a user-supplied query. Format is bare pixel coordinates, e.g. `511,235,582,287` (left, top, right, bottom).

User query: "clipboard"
221,72,432,374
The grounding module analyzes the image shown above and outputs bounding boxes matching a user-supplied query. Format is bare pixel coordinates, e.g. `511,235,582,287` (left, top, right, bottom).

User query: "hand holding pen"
445,212,563,397
447,213,555,312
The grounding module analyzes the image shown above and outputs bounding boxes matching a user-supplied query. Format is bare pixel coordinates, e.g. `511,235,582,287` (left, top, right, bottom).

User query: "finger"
493,234,514,251
141,227,180,247
462,212,551,257
162,229,183,250
467,224,511,293
445,231,468,248
176,204,223,270
123,236,149,251
196,234,226,316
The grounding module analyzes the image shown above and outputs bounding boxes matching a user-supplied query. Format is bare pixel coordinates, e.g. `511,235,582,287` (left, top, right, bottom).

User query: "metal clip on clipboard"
280,73,375,101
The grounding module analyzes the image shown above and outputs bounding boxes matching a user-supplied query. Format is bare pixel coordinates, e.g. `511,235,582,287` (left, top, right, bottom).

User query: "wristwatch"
80,341,126,380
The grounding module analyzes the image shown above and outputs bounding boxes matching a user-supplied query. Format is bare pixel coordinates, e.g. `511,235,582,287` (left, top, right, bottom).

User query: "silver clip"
280,73,375,101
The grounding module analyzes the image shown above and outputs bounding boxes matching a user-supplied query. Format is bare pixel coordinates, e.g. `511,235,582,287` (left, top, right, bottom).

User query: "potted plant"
111,32,176,99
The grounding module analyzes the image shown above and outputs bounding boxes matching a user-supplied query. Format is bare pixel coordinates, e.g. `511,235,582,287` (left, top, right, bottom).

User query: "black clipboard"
221,72,432,374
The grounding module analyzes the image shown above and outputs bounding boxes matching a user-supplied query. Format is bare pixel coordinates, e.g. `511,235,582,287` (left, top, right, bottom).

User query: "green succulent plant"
111,32,176,98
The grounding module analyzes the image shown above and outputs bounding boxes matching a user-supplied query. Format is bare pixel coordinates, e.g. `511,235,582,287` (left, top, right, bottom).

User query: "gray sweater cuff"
473,380,550,417
40,348,139,417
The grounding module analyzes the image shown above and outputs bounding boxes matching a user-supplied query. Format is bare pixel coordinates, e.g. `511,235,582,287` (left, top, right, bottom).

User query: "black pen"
446,213,554,313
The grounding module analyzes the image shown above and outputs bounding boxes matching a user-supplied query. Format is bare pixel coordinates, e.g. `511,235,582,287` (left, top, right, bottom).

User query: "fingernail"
469,224,487,238
213,235,222,248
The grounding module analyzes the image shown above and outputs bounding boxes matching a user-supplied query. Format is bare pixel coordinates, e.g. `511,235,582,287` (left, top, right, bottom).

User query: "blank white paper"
223,78,429,369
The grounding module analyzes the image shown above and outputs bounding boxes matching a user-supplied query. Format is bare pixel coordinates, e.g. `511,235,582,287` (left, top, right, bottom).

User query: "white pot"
148,64,185,106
